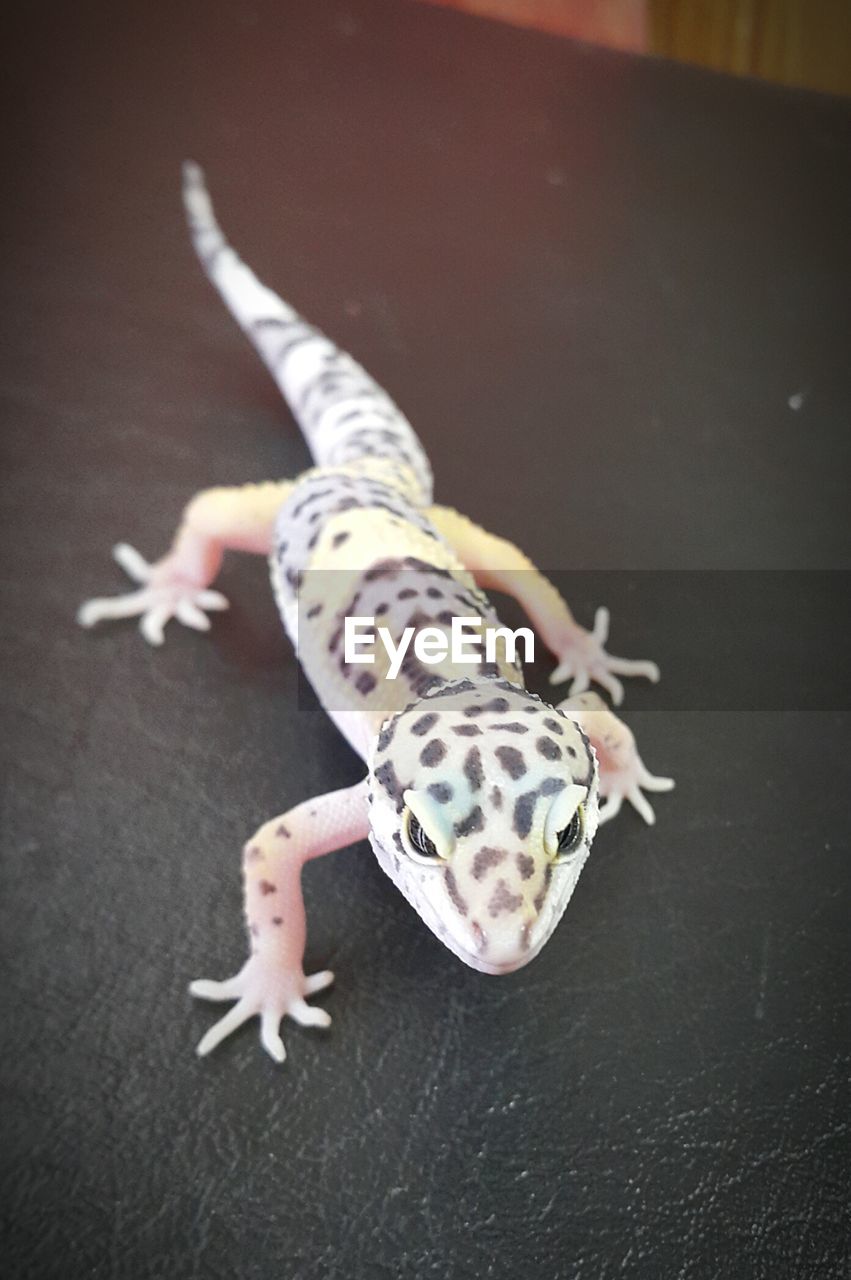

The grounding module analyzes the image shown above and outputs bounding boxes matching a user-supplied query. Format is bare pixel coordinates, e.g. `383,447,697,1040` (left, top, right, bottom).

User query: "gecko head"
367,678,599,973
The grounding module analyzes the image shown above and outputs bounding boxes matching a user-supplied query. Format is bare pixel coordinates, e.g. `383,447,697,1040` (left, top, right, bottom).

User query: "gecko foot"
77,542,229,645
558,692,674,825
190,955,334,1062
549,606,660,705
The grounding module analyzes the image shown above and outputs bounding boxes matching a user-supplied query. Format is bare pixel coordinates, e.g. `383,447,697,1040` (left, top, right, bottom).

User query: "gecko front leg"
191,779,369,1062
558,692,674,824
77,480,293,644
426,506,659,704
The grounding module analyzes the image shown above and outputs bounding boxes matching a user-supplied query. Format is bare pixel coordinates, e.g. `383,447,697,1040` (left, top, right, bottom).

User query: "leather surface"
2,1,849,1276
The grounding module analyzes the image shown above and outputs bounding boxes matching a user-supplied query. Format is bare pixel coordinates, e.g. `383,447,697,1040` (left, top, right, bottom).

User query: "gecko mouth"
449,938,538,976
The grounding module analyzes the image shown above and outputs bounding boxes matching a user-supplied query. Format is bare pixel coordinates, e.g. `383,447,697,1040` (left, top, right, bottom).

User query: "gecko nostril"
520,920,533,951
471,920,487,952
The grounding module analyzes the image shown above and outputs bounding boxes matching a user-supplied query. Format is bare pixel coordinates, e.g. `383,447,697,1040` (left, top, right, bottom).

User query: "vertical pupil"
410,815,437,857
557,813,580,852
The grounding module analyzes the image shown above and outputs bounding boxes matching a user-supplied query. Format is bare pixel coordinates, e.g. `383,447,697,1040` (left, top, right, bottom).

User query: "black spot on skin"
445,868,468,917
437,611,454,625
306,603,323,619
577,764,596,789
421,739,447,767
428,782,453,804
332,531,350,548
375,760,405,810
403,556,453,577
365,558,404,583
455,806,485,838
534,865,553,913
488,879,524,918
537,737,562,761
490,785,503,810
426,587,443,599
289,488,333,517
523,705,540,714
392,830,404,853
472,847,507,880
356,672,377,695
245,845,264,863
540,777,566,796
430,678,477,699
452,724,482,737
544,718,564,736
464,704,484,718
566,745,577,758
513,791,538,839
398,588,417,600
375,602,389,614
494,722,529,734
482,697,510,714
259,881,277,896
276,824,291,839
272,916,283,926
464,746,484,793
307,531,319,551
328,626,342,653
516,852,535,880
286,568,302,592
495,746,527,779
377,719,396,751
411,712,438,736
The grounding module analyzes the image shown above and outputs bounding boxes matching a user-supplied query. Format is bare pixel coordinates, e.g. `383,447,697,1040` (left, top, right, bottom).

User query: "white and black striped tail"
182,162,432,502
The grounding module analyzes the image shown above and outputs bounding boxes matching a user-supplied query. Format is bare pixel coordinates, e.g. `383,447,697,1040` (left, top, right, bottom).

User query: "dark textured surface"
2,2,849,1277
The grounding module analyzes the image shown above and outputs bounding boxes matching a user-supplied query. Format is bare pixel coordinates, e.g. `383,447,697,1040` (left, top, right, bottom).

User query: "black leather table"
3,2,848,1276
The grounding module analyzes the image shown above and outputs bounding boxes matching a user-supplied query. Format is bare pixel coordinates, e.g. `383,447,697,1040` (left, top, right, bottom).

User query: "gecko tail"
181,162,433,502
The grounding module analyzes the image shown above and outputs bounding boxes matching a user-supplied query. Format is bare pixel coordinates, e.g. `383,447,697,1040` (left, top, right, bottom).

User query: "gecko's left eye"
544,784,588,861
554,804,585,861
404,811,443,863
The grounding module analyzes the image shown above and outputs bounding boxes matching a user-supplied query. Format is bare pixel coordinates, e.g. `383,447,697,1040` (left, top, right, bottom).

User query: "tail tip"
182,159,204,188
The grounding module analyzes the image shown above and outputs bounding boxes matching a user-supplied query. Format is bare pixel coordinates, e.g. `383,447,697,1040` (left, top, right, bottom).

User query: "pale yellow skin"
78,165,673,1064
80,479,672,1060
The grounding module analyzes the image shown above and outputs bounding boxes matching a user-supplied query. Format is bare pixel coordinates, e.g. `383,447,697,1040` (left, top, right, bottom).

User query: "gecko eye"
545,784,588,860
404,811,443,864
554,805,585,862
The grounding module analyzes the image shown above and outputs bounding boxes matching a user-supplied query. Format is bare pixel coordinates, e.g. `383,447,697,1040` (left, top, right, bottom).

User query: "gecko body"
79,166,673,1063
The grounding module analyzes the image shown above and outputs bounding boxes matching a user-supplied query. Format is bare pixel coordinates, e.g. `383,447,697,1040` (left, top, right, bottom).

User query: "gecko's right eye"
404,811,442,863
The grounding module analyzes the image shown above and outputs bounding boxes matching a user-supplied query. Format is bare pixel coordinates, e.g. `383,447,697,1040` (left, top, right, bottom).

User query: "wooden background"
421,0,851,95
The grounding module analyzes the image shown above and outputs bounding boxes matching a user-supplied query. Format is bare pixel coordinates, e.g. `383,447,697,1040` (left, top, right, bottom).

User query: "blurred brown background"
421,0,851,95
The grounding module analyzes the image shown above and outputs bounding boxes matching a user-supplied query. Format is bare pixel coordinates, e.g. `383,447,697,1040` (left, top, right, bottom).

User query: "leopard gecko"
78,164,673,1064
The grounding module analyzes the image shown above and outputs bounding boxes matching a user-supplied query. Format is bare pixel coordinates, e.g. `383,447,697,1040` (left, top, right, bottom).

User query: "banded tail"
181,162,432,501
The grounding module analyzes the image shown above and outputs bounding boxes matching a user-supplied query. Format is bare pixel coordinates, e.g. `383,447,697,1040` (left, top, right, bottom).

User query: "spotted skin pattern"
78,166,673,1063
369,680,599,973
